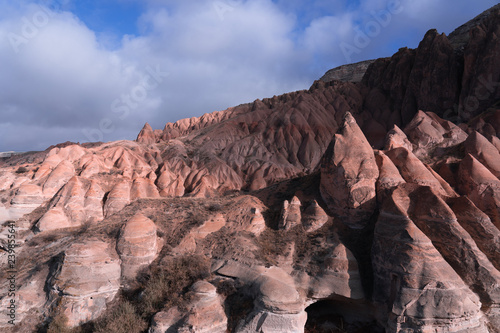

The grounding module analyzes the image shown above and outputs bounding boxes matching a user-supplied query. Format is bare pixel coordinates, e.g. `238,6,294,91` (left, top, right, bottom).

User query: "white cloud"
0,0,498,151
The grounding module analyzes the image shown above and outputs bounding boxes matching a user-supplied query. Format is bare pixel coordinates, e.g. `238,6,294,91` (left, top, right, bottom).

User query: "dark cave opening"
304,296,384,333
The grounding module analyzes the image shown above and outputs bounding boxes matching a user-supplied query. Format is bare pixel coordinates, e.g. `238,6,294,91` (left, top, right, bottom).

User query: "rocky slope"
0,4,499,333
319,59,376,83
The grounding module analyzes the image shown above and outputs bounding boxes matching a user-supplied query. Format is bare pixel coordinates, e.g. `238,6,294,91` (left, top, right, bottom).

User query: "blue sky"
70,1,144,36
0,0,498,151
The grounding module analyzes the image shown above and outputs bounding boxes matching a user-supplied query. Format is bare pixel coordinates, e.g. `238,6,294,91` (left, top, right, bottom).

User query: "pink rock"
192,213,226,239
50,240,121,327
79,155,108,178
374,150,405,203
278,196,302,230
320,112,379,228
458,154,500,227
385,147,449,197
136,122,156,144
246,207,267,235
42,160,76,197
104,180,131,218
37,207,71,231
373,183,487,332
130,177,160,200
301,200,329,232
384,125,413,151
464,131,500,178
117,213,159,279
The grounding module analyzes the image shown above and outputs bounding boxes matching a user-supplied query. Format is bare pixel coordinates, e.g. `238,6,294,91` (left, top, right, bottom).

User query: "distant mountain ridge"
319,59,376,83
448,3,500,50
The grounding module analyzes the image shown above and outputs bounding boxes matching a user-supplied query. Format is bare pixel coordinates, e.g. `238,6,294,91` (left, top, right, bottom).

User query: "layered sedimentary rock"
362,7,500,128
306,243,364,301
320,59,376,83
0,267,48,329
150,281,227,333
37,176,105,231
301,200,329,232
465,131,500,178
320,112,379,228
37,207,71,231
79,154,109,178
9,184,45,219
278,196,302,230
192,213,226,239
407,186,500,308
373,184,487,332
458,154,500,227
216,263,307,333
245,207,267,235
385,147,452,197
42,160,76,197
448,196,500,270
374,151,405,203
0,6,499,333
117,213,159,279
403,111,468,158
48,240,121,327
384,125,413,151
103,180,131,217
136,123,156,145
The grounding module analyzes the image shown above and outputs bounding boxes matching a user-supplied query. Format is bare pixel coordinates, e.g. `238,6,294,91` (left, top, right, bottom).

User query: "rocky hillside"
0,4,499,333
319,59,376,83
448,3,500,50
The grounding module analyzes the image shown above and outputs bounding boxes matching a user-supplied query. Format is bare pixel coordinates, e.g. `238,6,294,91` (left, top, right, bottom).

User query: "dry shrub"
207,203,222,212
71,255,210,333
15,166,29,174
46,312,71,333
138,254,210,316
257,229,291,265
93,301,147,333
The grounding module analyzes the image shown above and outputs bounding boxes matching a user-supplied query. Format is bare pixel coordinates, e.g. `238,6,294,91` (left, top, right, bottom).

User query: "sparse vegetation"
208,203,222,211
73,254,210,333
46,311,71,333
15,166,29,173
76,220,92,236
138,254,210,316
93,301,147,333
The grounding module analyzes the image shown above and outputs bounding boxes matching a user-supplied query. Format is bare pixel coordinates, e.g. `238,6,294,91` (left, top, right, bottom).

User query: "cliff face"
319,59,376,83
362,6,500,125
448,3,500,50
0,5,500,333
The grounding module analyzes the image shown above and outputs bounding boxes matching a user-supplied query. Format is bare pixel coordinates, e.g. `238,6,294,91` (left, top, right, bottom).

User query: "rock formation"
320,112,379,229
150,281,227,333
301,200,328,232
0,5,500,333
320,59,376,83
373,184,487,332
278,196,302,230
217,262,307,333
48,240,121,327
117,213,160,279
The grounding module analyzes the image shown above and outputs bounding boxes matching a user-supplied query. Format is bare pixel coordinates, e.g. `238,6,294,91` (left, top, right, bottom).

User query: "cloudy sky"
0,0,497,152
